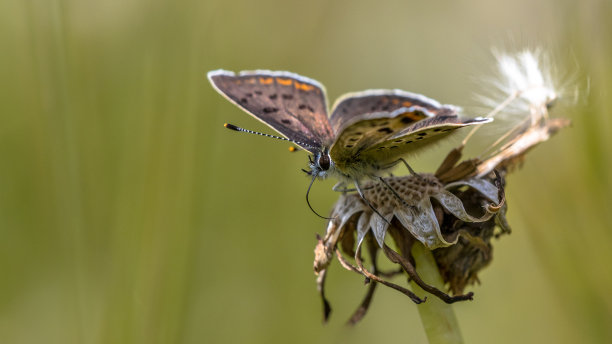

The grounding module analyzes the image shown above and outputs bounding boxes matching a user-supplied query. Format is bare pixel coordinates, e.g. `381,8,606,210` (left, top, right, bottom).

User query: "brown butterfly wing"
359,115,492,166
329,106,434,165
329,89,456,134
208,70,334,151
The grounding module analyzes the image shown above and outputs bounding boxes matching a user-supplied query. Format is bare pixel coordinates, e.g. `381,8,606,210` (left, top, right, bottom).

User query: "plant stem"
410,242,464,344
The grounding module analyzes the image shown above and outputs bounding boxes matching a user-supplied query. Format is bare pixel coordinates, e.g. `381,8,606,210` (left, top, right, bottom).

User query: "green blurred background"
1,0,611,343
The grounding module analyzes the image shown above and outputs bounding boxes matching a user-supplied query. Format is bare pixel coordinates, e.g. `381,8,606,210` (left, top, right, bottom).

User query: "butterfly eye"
318,154,331,171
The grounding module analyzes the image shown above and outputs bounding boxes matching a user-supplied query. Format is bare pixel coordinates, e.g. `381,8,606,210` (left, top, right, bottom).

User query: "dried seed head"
314,169,507,323
469,49,571,177
476,49,559,122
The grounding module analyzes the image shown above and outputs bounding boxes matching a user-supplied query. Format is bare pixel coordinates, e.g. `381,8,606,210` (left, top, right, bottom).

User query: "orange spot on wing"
245,78,256,84
402,101,412,107
294,81,314,91
391,99,400,105
259,77,274,85
405,112,424,120
276,78,293,86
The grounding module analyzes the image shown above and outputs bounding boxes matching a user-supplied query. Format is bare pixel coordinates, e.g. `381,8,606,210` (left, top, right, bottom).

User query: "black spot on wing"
298,104,314,112
262,107,278,113
281,119,291,125
377,127,393,134
269,94,277,100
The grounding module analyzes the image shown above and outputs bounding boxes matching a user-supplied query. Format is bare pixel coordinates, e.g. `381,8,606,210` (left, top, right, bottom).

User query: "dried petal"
433,190,495,222
335,195,368,229
369,212,393,247
356,212,371,246
445,178,500,203
395,198,456,249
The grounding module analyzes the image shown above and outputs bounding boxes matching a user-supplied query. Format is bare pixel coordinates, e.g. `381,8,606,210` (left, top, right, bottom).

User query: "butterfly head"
304,148,334,179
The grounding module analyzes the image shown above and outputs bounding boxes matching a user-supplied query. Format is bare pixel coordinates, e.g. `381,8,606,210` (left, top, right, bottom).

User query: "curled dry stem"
334,247,426,304
382,244,474,303
346,239,379,326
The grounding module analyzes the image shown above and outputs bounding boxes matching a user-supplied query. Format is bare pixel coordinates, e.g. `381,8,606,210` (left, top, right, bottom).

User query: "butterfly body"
208,70,491,185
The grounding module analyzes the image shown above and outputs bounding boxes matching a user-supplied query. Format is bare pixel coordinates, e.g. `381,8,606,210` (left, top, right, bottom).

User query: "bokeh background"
1,0,611,343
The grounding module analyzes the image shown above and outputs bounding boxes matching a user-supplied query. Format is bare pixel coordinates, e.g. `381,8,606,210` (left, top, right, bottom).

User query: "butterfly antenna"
306,173,333,220
224,123,315,150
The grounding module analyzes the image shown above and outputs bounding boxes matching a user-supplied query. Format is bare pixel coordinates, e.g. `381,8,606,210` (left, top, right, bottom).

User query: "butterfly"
208,69,491,217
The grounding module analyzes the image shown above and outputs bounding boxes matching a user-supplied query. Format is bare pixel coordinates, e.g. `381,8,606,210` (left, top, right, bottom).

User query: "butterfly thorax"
307,149,385,182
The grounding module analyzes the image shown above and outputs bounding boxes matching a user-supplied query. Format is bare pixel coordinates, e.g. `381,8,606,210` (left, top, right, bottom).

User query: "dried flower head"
313,48,572,324
314,167,506,323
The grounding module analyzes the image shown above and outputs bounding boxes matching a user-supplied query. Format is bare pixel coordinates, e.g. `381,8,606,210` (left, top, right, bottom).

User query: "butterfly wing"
329,90,460,166
329,90,491,171
329,106,434,165
329,89,456,134
208,70,334,151
358,115,491,166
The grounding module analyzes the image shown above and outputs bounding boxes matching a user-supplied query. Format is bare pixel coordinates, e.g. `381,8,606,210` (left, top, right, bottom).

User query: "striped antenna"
223,123,316,150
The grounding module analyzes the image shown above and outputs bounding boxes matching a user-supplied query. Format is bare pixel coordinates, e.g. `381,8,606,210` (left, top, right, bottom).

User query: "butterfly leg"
332,182,352,193
397,158,419,176
382,158,424,180
353,179,391,225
